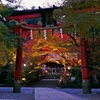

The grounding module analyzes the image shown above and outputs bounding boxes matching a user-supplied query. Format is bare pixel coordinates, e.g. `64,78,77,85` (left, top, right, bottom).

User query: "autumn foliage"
23,28,80,69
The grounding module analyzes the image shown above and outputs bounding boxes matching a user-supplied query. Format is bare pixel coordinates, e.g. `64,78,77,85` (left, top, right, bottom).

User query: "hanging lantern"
30,30,33,40
60,28,63,38
44,29,47,39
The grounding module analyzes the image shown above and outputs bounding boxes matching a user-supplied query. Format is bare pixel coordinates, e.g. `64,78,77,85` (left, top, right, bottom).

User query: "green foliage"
22,68,42,86
0,4,19,49
59,66,82,88
54,0,100,39
70,0,100,10
53,0,100,70
5,65,14,86
71,67,82,87
0,63,14,86
0,4,13,17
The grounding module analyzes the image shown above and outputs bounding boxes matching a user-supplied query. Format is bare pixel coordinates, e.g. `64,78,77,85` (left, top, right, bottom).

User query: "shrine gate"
7,6,91,94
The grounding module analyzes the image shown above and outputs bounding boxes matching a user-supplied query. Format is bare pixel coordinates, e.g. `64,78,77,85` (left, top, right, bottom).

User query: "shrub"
23,68,42,86
59,66,82,88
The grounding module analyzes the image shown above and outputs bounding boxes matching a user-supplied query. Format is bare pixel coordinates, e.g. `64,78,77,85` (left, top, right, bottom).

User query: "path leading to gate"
35,87,87,100
35,87,100,100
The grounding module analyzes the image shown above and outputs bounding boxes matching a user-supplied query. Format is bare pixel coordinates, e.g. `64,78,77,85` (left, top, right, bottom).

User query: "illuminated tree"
23,29,80,70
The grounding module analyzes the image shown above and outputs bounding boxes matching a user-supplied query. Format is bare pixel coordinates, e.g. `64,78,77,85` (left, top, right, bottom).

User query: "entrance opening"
42,62,64,79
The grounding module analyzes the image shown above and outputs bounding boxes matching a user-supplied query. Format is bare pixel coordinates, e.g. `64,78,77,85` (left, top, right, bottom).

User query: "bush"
0,64,14,87
23,68,42,86
59,66,82,88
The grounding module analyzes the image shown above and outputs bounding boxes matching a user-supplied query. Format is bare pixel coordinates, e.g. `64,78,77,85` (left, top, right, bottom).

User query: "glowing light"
68,67,70,70
23,64,26,67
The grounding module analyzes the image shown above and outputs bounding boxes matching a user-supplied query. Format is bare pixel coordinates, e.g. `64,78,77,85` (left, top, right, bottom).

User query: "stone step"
33,79,59,87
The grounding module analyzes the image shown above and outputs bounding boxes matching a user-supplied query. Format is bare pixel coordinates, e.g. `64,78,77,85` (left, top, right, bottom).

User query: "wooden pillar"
13,27,23,93
80,39,91,94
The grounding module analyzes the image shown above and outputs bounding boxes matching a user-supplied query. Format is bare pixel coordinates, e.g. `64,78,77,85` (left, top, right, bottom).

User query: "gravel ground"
0,87,100,100
55,88,100,100
0,87,35,100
